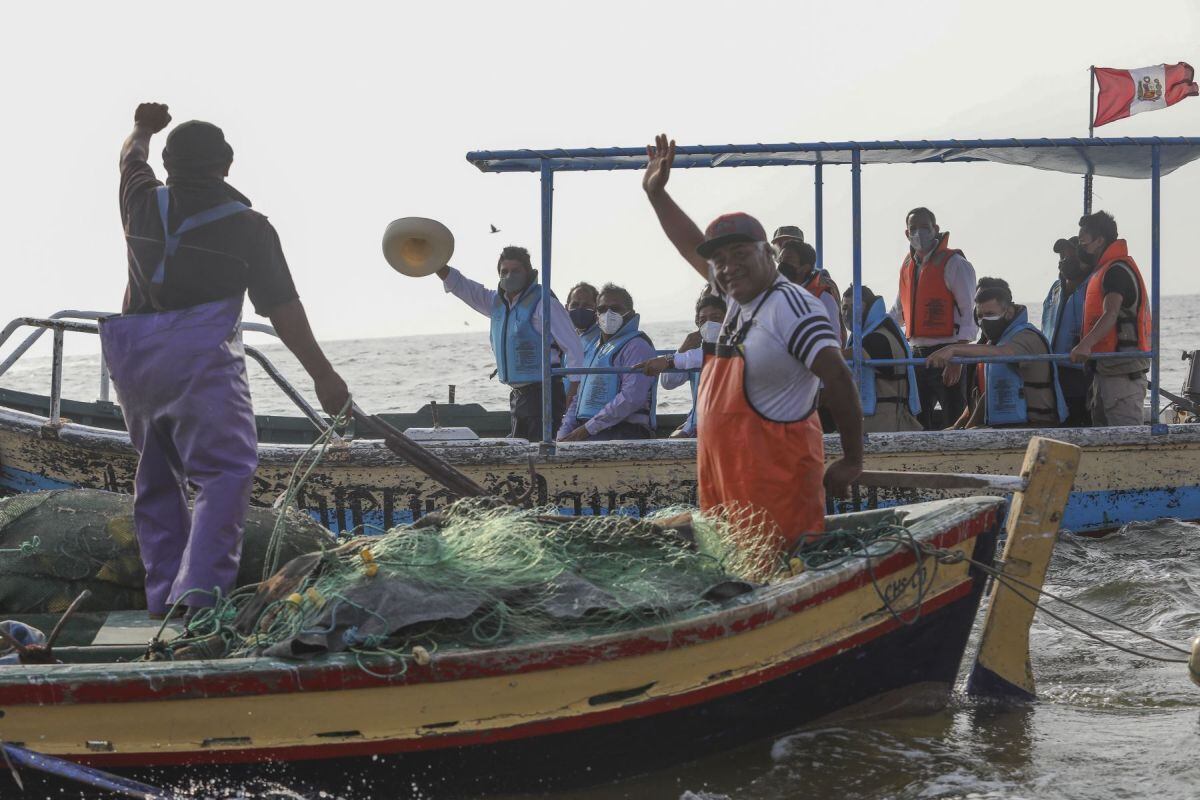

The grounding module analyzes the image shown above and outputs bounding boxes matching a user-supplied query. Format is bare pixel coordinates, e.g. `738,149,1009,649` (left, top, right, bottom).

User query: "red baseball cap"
696,212,768,258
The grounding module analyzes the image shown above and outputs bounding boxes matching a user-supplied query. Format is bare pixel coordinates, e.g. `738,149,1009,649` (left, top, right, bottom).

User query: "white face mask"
598,310,626,335
699,320,722,343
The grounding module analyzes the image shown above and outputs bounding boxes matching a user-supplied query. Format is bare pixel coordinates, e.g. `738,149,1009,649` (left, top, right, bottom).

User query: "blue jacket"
849,297,921,417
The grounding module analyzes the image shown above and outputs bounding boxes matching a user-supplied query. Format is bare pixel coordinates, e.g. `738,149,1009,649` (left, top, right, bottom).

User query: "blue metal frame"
470,136,1192,443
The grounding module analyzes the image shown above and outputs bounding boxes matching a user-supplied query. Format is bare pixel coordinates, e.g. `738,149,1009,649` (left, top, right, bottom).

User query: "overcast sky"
2,0,1198,358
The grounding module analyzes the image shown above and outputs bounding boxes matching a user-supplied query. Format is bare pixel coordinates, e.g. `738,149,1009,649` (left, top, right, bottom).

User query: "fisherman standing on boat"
890,208,977,430
436,247,584,440
112,103,351,619
1041,236,1095,426
558,284,658,441
637,135,863,551
927,278,1065,429
842,286,922,433
661,291,728,438
1069,211,1152,427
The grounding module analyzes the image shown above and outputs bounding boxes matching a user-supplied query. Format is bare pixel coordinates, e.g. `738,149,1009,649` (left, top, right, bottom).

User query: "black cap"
1053,236,1079,255
771,225,805,244
162,120,234,178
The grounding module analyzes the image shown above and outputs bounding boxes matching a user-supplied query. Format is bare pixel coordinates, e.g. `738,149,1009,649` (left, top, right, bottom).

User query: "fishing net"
0,489,336,614
166,498,784,664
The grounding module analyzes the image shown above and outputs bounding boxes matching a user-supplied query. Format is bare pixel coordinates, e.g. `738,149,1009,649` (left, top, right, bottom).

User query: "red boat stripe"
71,579,977,768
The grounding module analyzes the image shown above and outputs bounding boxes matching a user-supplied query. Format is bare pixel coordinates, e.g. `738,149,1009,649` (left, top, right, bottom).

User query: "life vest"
850,297,921,417
579,324,602,353
1041,274,1093,371
897,233,963,339
801,268,829,298
1081,240,1151,355
978,308,1067,426
489,282,557,385
151,186,250,286
575,315,656,426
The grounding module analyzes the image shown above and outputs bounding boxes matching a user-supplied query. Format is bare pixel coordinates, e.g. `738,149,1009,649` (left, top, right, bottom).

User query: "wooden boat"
1,385,1196,534
0,495,1002,795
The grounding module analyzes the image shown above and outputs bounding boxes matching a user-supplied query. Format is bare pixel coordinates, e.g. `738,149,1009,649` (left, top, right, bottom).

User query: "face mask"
499,271,528,294
569,307,597,331
1058,257,1084,282
979,314,1008,343
1076,245,1097,268
598,310,626,335
699,320,722,343
908,228,936,254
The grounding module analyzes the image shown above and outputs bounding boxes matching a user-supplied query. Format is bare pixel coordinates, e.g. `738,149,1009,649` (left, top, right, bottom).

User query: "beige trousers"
1089,372,1147,427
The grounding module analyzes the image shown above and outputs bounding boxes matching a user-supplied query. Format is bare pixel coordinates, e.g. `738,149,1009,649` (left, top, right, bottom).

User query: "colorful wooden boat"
0,495,1001,795
1,387,1196,535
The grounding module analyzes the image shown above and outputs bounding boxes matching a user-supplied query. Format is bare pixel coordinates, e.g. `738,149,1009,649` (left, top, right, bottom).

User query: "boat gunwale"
3,401,1200,466
0,500,999,705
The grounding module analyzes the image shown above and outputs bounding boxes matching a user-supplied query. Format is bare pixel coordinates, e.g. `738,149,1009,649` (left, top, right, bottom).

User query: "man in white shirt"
636,134,863,554
437,246,584,440
889,207,977,430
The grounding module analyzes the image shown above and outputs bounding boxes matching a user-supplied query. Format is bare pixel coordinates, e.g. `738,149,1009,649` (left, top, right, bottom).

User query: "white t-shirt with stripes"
674,276,839,422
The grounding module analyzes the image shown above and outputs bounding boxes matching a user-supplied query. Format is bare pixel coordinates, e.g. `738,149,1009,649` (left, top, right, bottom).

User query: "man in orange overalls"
636,135,864,555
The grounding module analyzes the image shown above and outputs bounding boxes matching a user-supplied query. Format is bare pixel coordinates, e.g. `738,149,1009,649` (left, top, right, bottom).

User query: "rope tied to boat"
932,545,1192,664
0,535,40,558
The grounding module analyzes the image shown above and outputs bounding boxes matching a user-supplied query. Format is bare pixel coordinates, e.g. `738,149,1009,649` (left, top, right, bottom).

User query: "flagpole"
1084,65,1095,214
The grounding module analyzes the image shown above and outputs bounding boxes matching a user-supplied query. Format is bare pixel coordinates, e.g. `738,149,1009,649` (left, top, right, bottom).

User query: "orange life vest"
898,234,963,339
1081,240,1151,354
803,270,826,298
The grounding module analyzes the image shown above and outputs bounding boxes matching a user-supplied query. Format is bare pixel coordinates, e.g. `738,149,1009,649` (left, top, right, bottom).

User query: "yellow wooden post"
967,436,1081,699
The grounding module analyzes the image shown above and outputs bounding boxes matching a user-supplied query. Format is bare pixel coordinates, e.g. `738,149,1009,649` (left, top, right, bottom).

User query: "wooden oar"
856,470,1027,492
351,404,487,498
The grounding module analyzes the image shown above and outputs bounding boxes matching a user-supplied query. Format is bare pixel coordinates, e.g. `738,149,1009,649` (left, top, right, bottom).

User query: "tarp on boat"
0,489,335,614
467,137,1200,179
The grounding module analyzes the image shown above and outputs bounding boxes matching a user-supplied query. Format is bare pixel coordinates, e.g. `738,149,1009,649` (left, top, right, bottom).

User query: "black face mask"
569,307,597,330
1058,257,1085,282
1077,246,1098,268
979,317,1010,343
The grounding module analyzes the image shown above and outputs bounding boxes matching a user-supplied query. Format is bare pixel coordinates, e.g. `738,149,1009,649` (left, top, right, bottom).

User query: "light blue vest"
152,186,250,285
564,324,603,393
850,298,921,417
576,315,655,426
489,282,553,385
1040,275,1092,373
985,308,1068,426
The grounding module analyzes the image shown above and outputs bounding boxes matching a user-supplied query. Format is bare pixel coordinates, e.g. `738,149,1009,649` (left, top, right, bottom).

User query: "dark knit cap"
161,120,234,177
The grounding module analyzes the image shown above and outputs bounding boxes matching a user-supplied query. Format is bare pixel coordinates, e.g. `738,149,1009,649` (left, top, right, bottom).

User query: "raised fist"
134,103,171,133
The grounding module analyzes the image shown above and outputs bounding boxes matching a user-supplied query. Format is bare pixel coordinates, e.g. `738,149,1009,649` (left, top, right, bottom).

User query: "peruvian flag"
1093,63,1199,127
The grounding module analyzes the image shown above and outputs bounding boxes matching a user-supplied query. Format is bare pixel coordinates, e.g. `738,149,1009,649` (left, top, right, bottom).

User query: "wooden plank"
967,436,1081,698
856,470,1027,492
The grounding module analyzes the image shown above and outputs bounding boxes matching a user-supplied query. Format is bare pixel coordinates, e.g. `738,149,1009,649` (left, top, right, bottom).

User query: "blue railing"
475,137,1182,445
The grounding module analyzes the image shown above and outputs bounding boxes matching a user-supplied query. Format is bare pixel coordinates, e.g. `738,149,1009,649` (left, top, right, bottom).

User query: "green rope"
0,535,41,558
262,400,351,580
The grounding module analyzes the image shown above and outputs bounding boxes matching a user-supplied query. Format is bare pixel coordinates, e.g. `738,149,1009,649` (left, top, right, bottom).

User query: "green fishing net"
172,498,784,663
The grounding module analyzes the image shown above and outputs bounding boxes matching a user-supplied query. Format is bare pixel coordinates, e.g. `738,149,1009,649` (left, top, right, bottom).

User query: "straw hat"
382,217,455,277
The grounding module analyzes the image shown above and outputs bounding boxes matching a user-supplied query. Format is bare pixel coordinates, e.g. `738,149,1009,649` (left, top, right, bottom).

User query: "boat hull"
0,500,998,793
1,402,1196,533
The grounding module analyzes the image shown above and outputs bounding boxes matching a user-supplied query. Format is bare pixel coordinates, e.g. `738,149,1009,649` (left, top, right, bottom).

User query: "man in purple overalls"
108,102,351,618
